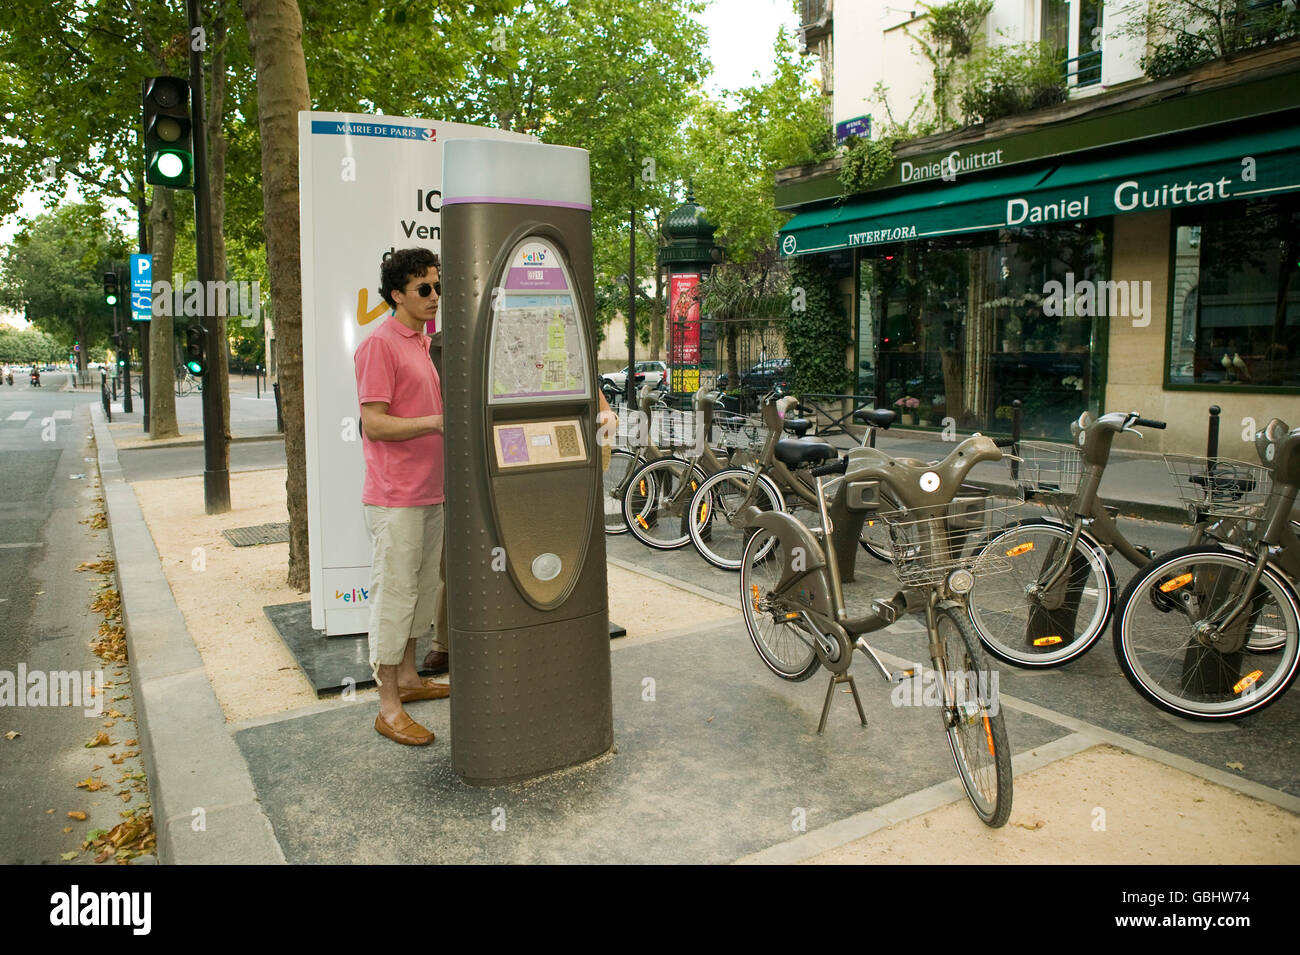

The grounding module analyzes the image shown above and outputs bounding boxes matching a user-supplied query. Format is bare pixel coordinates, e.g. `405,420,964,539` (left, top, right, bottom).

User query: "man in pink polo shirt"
354,247,448,746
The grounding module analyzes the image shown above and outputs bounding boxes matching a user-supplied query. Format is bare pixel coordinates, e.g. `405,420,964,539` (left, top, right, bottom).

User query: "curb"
113,433,284,451
91,404,286,865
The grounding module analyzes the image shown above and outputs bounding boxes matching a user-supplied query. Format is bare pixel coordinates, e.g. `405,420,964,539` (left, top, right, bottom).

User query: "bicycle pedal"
871,597,900,624
889,667,918,684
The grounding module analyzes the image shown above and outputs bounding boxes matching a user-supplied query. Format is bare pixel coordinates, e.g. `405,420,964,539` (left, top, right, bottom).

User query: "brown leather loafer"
375,710,435,745
422,649,449,674
399,679,450,703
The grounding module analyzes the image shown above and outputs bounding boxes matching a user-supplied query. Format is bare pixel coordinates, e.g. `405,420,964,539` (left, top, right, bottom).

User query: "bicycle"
964,410,1170,669
619,388,759,550
1111,417,1300,720
604,384,674,535
174,363,202,398
738,435,1017,827
688,395,933,573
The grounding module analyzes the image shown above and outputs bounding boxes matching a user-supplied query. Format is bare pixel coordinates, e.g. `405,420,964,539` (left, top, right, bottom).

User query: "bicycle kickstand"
817,669,868,735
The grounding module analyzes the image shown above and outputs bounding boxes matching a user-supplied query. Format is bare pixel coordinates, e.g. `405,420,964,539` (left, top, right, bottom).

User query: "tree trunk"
650,264,663,361
243,0,310,591
208,3,232,453
148,188,180,439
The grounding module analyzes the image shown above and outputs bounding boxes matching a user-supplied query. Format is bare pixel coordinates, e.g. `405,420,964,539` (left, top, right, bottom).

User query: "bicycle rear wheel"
1113,544,1300,720
934,604,1012,827
687,467,783,571
966,519,1113,668
603,449,636,535
739,526,820,681
621,456,704,550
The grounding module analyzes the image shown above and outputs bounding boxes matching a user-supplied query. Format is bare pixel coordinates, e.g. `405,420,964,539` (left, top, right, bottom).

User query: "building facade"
781,0,1300,451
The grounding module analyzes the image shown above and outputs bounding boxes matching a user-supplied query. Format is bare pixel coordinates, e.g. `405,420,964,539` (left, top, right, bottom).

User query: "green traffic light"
105,293,118,306
150,149,192,187
186,359,205,375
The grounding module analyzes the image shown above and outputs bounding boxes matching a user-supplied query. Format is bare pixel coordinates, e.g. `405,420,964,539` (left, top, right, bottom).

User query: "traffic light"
184,323,207,376
142,76,194,189
103,271,118,306
116,331,128,367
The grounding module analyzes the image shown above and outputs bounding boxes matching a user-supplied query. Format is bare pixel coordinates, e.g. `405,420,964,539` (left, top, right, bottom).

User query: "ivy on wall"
786,257,852,395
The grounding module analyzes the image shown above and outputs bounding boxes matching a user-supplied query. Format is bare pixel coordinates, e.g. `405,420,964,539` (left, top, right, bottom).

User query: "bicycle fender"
746,510,837,621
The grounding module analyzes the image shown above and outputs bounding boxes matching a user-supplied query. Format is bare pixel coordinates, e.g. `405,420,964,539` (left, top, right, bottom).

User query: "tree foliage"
0,203,129,354
786,256,851,395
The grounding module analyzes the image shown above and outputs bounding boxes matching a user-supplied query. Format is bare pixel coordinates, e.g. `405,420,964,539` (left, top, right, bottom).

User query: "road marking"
0,542,44,549
6,411,31,421
53,409,72,420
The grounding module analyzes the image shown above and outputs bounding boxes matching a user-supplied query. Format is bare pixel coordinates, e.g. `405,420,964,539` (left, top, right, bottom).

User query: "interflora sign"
299,111,533,635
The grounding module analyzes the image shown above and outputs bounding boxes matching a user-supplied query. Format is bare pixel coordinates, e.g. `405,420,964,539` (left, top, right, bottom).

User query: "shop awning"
779,122,1300,256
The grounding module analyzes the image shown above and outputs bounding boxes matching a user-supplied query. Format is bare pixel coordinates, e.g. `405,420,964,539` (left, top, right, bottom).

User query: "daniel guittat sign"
1006,173,1238,226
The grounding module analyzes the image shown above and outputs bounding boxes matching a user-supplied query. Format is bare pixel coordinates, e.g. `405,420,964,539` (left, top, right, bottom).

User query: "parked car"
601,360,668,397
739,358,793,394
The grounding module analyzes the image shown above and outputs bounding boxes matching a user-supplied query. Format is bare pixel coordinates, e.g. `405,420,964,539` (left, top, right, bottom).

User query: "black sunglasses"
403,281,440,297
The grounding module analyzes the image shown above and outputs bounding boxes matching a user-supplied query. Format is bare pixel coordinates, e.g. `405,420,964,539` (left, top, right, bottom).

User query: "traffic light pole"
119,272,133,415
188,0,230,514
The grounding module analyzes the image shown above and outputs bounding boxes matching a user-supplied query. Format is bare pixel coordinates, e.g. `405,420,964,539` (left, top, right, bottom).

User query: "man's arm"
359,401,443,441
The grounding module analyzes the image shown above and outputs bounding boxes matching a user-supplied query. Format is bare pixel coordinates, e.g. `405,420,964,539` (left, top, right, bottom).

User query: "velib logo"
50,885,151,935
336,587,369,604
0,666,104,717
522,249,547,264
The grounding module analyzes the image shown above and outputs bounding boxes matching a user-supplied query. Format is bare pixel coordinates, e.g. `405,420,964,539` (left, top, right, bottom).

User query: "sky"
0,0,802,325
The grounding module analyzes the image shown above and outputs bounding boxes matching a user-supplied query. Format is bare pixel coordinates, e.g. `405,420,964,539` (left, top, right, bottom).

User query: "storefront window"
1167,195,1300,390
856,223,1107,438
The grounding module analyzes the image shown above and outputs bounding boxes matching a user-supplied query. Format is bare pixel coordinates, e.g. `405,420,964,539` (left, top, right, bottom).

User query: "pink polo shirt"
354,316,445,507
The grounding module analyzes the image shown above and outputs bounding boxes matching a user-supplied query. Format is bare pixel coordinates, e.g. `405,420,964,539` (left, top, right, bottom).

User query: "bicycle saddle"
783,418,812,437
854,408,895,429
775,439,836,468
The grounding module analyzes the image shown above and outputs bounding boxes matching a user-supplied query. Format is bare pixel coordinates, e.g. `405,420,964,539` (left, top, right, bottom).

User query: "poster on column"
669,272,701,393
299,112,535,635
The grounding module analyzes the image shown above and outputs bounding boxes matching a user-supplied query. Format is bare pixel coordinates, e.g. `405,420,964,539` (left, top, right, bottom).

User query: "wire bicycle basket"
712,411,765,453
1013,441,1083,496
881,500,1018,588
1163,454,1273,520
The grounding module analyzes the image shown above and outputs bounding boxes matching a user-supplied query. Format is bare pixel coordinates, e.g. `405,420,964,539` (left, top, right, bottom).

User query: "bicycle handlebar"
811,456,849,478
992,436,1018,448
1133,416,1167,430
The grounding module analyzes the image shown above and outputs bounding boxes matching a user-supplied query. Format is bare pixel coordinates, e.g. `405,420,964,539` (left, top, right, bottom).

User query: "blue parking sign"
130,253,152,321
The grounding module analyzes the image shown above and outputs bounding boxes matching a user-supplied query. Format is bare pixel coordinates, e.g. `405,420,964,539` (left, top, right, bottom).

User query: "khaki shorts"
363,503,445,677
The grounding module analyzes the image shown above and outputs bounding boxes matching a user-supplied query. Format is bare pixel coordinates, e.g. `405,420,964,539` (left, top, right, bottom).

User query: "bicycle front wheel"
603,448,636,535
934,604,1013,828
739,526,820,681
687,467,783,571
621,456,704,550
1113,545,1300,720
966,519,1113,668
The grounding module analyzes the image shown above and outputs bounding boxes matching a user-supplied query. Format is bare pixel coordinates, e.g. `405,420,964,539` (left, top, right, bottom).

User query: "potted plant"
893,394,920,426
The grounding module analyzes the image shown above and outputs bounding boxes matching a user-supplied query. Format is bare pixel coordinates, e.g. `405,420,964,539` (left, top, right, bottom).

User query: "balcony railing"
1062,48,1102,87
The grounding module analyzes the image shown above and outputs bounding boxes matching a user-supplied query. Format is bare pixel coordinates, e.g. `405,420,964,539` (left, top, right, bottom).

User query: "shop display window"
1167,195,1300,390
856,222,1107,438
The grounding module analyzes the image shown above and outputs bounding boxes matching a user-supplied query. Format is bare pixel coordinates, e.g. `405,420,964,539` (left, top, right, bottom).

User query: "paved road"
0,379,152,863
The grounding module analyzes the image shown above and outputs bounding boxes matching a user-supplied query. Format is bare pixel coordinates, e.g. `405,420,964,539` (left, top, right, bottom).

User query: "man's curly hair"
379,248,441,308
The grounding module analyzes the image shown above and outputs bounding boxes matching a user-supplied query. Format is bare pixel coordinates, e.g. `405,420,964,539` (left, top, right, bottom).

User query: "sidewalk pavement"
94,371,284,450
90,402,1300,865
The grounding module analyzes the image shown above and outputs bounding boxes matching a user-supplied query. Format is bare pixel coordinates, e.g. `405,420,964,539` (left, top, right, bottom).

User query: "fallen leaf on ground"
102,721,115,728
75,777,105,792
1016,819,1046,830
76,559,116,575
125,739,137,746
85,731,112,748
107,709,124,719
1226,761,1245,770
3,730,18,741
63,827,72,833
67,810,88,820
60,851,79,861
